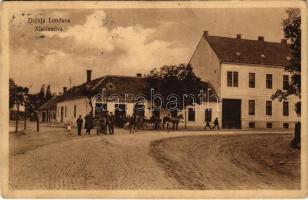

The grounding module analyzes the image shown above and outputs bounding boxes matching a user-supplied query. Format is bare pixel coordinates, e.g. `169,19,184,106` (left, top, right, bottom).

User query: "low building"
55,70,219,128
38,96,58,122
189,31,299,129
55,71,152,126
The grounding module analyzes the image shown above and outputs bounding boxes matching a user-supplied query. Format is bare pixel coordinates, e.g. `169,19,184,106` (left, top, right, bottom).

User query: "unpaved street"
9,125,299,190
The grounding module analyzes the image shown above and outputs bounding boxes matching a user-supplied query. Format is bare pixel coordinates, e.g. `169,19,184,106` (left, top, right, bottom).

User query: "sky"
9,8,289,94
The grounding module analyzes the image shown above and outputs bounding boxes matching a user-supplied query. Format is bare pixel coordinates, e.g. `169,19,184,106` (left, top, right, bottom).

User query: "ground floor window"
283,101,289,116
188,108,195,122
283,123,289,129
266,122,272,128
204,109,212,122
249,122,255,128
248,100,255,115
65,106,67,117
266,101,272,116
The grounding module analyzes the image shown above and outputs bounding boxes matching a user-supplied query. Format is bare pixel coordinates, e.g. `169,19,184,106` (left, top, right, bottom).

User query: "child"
67,122,72,136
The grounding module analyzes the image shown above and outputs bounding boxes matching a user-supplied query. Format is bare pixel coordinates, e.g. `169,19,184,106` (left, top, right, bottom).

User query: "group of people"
75,111,115,136
71,112,220,136
204,117,220,130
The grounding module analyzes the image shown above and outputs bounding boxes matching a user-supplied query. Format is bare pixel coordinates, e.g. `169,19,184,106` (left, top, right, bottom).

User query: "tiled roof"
38,96,58,110
205,35,291,66
57,75,147,102
57,75,219,103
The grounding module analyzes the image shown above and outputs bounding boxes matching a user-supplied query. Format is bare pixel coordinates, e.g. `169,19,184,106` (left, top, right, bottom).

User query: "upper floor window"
249,73,255,88
283,75,289,90
283,101,289,116
188,107,195,122
266,101,272,116
266,74,273,89
227,71,238,87
248,100,255,115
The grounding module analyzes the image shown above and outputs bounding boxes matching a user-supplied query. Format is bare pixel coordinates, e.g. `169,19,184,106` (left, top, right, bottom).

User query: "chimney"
236,34,241,39
258,36,264,41
281,39,287,44
63,87,67,94
203,31,208,38
136,73,142,77
86,70,92,83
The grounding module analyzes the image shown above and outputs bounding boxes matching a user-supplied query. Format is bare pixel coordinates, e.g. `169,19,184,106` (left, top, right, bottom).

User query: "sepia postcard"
0,1,307,198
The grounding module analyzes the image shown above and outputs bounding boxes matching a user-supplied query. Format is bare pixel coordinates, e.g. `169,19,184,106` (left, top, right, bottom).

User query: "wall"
56,97,91,124
189,36,221,95
56,98,153,124
220,63,299,129
183,102,222,128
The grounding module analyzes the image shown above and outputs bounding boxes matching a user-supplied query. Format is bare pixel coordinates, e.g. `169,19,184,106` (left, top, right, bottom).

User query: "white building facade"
189,31,299,129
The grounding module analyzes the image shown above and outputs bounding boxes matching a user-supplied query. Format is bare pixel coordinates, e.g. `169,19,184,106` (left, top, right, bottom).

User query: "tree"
271,8,301,148
9,79,29,133
80,87,96,116
45,84,53,101
38,84,46,105
272,8,301,105
145,64,210,115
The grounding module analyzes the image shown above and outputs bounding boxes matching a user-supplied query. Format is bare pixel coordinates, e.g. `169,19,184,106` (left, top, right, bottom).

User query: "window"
283,101,289,116
283,75,289,90
266,101,272,116
266,74,273,89
283,123,289,129
188,108,195,122
65,106,67,117
249,73,255,88
227,71,233,87
227,71,238,87
266,123,272,128
74,105,77,118
205,109,212,122
248,100,255,115
249,122,255,128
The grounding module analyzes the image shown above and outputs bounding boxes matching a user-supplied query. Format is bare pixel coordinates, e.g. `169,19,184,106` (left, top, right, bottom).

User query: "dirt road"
151,134,300,189
9,128,299,190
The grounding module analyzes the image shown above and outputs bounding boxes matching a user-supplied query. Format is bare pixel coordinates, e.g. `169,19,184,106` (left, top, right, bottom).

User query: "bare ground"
150,134,300,190
9,124,299,190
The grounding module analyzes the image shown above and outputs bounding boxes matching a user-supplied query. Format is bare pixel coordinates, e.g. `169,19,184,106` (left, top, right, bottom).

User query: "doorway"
115,104,126,127
222,99,241,129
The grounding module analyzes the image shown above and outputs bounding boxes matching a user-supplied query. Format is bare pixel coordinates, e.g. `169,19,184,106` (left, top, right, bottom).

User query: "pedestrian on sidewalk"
107,112,115,135
212,117,220,130
129,114,136,134
76,115,83,136
204,120,212,130
84,113,93,135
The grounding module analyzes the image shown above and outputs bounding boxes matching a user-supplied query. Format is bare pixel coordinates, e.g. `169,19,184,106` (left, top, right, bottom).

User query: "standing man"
76,115,83,136
84,113,93,135
213,117,220,130
108,112,115,135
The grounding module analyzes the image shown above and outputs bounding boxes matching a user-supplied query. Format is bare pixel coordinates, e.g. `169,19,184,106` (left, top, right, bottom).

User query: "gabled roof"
57,75,147,102
38,96,58,110
205,35,291,66
57,75,219,103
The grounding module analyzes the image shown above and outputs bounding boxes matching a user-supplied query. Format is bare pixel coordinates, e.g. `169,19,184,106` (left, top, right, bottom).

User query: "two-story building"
189,31,299,129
